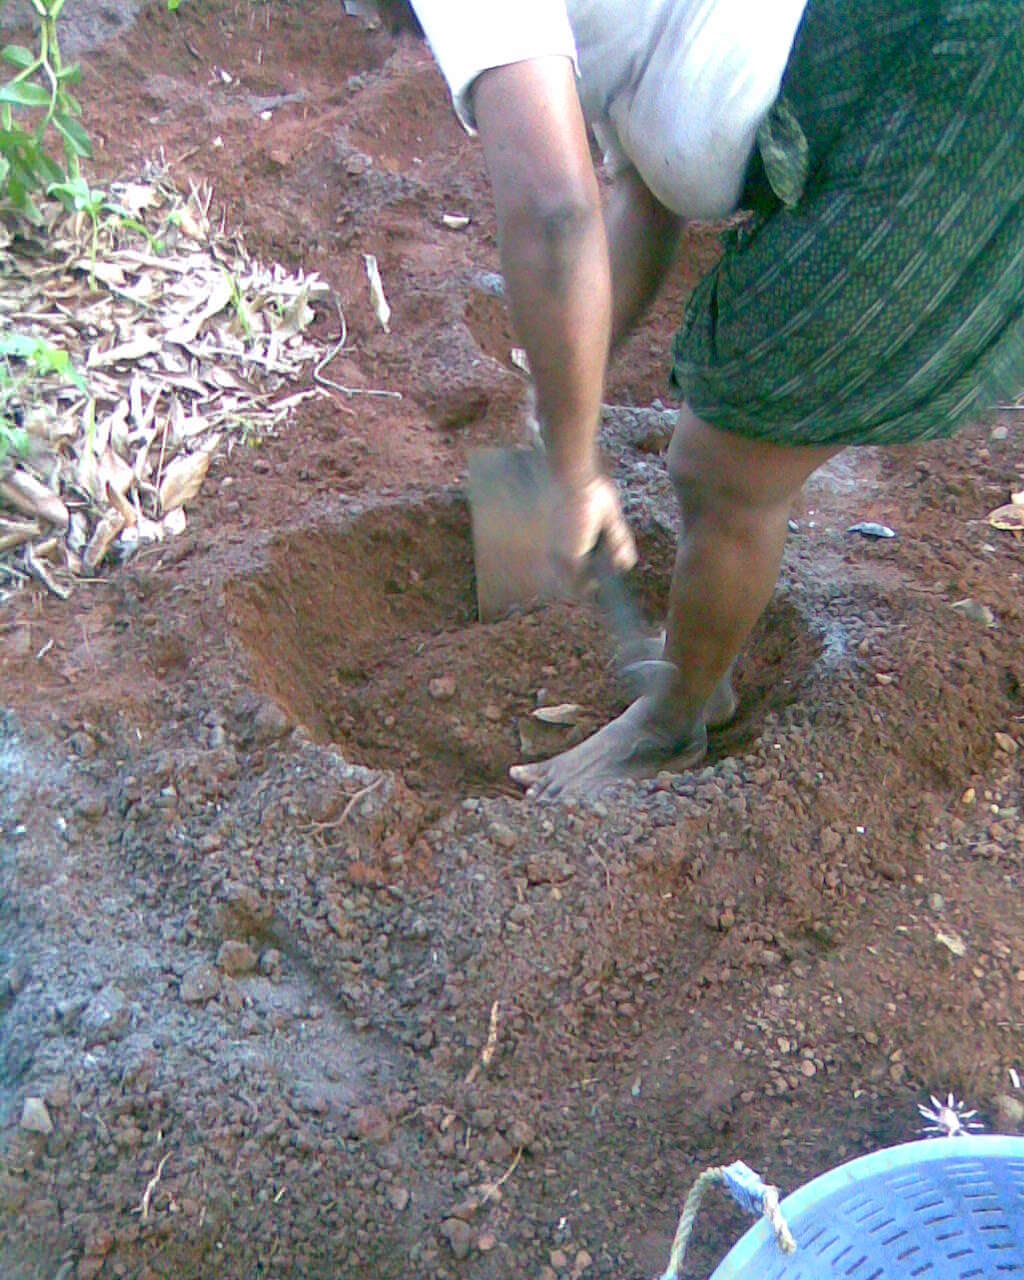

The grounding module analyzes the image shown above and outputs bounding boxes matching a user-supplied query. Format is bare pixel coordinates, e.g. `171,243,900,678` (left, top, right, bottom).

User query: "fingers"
602,506,637,572
585,476,637,573
551,474,636,575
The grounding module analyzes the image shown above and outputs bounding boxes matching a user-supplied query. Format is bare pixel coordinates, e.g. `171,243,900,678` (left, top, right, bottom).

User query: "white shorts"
409,0,808,221
409,0,579,133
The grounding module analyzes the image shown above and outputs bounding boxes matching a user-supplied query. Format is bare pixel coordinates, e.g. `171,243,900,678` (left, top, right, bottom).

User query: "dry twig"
136,1152,170,1221
312,295,402,401
464,1000,501,1084
300,776,385,840
479,1147,523,1205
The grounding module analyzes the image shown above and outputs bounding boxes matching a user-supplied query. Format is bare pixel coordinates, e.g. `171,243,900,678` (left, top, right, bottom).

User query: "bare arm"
473,57,609,490
605,166,684,351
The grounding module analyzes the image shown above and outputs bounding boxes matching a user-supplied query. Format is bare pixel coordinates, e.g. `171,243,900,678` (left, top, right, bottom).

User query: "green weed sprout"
47,173,105,279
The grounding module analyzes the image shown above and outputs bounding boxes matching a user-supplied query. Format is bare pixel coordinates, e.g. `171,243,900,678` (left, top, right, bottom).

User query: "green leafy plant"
110,206,164,254
224,268,255,340
0,348,29,468
0,331,89,390
46,176,166,280
0,417,29,467
0,0,92,221
0,331,87,465
48,170,103,259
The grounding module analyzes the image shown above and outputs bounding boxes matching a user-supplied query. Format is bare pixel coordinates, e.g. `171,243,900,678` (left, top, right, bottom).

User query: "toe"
534,778,564,803
510,763,542,788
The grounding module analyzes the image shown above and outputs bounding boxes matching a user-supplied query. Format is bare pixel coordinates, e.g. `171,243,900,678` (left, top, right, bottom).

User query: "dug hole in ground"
1,4,1023,1278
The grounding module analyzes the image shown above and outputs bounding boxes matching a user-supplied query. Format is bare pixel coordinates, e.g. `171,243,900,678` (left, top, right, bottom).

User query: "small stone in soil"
507,1118,536,1149
251,698,292,743
472,270,506,297
20,1097,53,1134
488,822,516,850
847,521,896,539
951,598,995,627
995,732,1019,754
180,962,221,1003
217,940,258,976
428,674,457,701
532,703,581,726
441,1217,473,1260
81,984,131,1046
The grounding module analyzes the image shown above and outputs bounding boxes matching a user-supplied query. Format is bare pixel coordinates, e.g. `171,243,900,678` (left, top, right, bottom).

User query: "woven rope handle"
657,1161,796,1280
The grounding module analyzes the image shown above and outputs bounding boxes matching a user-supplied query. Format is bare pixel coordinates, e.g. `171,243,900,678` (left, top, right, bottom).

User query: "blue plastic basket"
710,1136,1024,1278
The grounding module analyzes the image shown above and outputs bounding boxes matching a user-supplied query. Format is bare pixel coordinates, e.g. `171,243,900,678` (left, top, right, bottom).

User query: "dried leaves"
0,172,331,600
363,253,391,333
0,469,69,529
158,433,220,514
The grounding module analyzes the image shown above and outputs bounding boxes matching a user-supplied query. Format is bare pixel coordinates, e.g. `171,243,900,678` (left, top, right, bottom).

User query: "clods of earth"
2,4,1024,1279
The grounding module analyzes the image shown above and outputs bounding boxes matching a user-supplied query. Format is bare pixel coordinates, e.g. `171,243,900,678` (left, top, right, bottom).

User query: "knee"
666,404,828,514
667,416,743,513
668,461,766,548
667,431,791,540
667,434,711,504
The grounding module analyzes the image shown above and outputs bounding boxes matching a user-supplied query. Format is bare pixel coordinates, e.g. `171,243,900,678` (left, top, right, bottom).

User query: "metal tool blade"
466,445,667,695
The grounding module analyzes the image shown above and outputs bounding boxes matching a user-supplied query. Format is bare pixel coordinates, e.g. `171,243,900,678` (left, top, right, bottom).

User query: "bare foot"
703,671,737,729
509,697,707,802
621,635,737,729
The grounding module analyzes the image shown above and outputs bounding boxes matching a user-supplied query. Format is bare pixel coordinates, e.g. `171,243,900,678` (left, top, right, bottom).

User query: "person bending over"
363,0,1024,801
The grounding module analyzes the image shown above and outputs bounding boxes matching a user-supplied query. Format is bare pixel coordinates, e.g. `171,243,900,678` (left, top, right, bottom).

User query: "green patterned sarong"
671,0,1024,446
